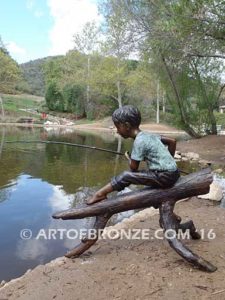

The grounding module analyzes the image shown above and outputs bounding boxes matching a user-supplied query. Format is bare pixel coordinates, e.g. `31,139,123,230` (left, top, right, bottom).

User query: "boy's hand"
124,151,130,160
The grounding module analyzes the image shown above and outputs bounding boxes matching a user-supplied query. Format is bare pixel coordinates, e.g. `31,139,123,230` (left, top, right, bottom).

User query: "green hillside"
20,56,62,97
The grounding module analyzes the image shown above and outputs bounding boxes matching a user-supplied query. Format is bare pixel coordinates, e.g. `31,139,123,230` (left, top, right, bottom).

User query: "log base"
53,168,217,272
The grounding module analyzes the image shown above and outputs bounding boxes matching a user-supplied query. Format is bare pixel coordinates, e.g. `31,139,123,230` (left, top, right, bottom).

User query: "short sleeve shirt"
131,131,177,171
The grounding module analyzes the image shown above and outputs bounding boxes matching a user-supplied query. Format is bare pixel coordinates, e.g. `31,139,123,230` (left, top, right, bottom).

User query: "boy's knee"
111,171,132,191
120,171,131,179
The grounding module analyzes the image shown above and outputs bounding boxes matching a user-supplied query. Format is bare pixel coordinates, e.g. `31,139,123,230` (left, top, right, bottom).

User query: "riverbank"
0,121,186,134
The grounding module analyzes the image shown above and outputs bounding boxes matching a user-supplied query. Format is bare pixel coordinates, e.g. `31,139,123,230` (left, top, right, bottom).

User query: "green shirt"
131,131,177,171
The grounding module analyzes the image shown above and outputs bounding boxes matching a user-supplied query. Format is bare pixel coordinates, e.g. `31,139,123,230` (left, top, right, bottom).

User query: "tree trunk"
0,95,5,120
116,59,122,108
208,107,217,135
116,80,122,108
86,55,90,114
162,92,166,114
0,127,5,158
191,62,217,135
160,55,200,138
156,80,160,123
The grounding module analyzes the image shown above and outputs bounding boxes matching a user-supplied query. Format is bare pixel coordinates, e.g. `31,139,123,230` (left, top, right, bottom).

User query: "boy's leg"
111,170,181,223
111,170,161,191
86,183,113,205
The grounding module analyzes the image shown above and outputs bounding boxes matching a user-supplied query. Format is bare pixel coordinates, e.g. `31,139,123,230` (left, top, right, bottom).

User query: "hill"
20,56,62,97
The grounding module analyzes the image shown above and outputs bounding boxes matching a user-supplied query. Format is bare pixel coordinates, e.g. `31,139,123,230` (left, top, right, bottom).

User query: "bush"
45,81,63,111
62,84,85,117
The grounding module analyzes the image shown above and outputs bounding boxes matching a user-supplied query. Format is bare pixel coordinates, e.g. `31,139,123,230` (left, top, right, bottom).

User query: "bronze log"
52,168,217,272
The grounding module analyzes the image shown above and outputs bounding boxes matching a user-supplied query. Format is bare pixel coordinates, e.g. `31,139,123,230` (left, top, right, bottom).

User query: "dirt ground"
177,135,225,165
0,124,225,300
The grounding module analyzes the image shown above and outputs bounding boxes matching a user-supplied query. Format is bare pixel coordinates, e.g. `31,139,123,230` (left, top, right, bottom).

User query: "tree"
0,36,9,56
45,81,63,111
73,21,99,118
100,0,134,107
0,41,21,119
0,50,21,93
62,84,85,117
102,0,225,136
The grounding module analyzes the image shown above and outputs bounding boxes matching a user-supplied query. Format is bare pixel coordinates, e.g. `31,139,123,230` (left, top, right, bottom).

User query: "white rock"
199,159,211,166
198,182,223,201
185,152,200,160
0,280,6,287
181,157,189,161
174,153,181,159
214,169,223,174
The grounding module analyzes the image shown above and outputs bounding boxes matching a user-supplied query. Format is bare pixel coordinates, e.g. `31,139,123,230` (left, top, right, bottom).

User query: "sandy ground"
0,123,225,300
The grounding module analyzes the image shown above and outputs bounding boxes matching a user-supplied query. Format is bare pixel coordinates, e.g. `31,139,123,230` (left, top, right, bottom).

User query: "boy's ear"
125,122,131,129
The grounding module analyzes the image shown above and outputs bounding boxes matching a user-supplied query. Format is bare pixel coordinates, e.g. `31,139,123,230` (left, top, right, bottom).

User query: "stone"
174,153,181,159
185,152,200,160
199,159,212,166
181,157,189,161
0,280,6,287
198,182,223,201
214,169,223,174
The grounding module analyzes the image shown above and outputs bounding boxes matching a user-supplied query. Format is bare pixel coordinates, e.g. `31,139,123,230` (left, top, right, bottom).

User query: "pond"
0,126,133,282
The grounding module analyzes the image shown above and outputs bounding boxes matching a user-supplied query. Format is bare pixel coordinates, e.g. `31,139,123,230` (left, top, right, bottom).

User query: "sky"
0,0,101,64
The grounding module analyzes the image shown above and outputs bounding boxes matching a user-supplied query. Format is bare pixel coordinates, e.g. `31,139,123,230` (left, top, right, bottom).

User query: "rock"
174,153,181,159
199,159,211,166
185,152,200,160
214,168,223,174
0,280,6,287
198,182,223,201
181,157,189,161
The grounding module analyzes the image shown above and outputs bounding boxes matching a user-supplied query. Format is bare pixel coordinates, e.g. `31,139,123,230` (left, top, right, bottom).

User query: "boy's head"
112,105,141,138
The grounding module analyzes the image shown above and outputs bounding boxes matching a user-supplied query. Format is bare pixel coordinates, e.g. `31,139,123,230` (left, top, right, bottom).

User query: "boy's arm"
161,136,176,157
125,151,140,171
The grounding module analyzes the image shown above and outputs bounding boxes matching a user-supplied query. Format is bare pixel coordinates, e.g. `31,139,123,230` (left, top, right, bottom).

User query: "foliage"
62,84,85,117
18,0,223,133
0,51,21,94
45,81,64,111
104,0,225,136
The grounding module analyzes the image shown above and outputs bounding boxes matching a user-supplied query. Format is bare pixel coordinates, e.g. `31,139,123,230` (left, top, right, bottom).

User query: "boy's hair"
112,105,141,127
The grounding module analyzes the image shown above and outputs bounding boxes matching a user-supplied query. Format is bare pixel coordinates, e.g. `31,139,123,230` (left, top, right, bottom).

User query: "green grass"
2,94,42,112
0,94,45,122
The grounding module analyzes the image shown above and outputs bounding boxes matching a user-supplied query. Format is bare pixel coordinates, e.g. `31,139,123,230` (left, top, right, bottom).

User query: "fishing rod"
4,140,124,156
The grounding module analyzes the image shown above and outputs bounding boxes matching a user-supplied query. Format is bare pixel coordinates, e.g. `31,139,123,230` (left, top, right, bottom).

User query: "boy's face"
114,122,132,139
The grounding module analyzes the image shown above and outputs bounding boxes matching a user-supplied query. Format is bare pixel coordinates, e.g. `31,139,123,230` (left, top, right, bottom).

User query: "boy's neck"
131,128,141,139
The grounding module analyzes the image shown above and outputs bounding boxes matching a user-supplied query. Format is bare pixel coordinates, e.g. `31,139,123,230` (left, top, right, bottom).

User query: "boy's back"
131,131,177,172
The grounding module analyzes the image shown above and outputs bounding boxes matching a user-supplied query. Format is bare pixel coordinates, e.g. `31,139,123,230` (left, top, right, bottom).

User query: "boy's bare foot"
86,193,107,205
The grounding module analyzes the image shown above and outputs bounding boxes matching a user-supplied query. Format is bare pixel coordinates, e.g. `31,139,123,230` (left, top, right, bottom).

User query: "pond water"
0,126,133,282
0,126,224,282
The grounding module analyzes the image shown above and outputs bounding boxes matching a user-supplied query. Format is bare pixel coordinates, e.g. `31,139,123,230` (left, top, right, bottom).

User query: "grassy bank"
0,94,44,123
